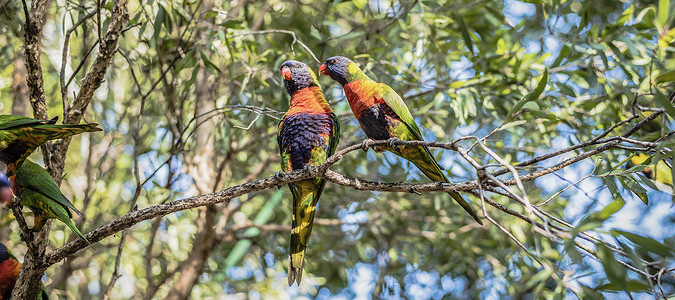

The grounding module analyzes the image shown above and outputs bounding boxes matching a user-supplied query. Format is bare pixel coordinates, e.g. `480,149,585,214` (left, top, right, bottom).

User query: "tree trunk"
164,11,219,297
11,54,30,117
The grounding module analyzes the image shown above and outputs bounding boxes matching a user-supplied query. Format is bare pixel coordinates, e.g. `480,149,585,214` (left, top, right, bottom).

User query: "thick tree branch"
14,1,129,298
39,129,656,268
23,0,52,119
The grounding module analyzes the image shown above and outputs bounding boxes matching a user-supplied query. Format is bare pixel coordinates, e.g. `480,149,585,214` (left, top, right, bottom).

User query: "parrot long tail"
288,181,322,286
401,146,484,225
61,218,92,247
34,123,102,140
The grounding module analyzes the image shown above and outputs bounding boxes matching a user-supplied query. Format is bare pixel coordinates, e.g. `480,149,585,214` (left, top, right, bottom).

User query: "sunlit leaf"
505,67,548,121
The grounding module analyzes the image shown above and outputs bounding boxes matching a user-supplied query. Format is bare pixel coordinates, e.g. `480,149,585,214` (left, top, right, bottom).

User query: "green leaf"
352,0,367,9
618,175,648,204
505,67,548,121
555,82,576,97
204,10,218,21
596,243,628,290
421,0,442,8
616,5,634,25
614,230,673,257
654,89,675,117
580,284,604,298
153,5,165,41
457,15,474,55
597,280,650,292
636,173,659,190
524,269,553,290
655,70,675,84
160,4,173,32
220,19,245,29
603,177,624,203
658,0,669,29
200,49,222,73
597,198,624,219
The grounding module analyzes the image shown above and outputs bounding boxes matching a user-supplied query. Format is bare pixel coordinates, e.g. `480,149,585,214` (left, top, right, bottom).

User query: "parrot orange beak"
318,64,329,76
281,66,292,80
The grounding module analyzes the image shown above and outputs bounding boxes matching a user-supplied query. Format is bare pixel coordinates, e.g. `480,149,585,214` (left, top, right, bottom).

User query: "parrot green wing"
377,84,425,141
15,161,81,216
377,84,483,224
377,84,446,170
0,115,48,130
17,161,91,245
305,112,340,205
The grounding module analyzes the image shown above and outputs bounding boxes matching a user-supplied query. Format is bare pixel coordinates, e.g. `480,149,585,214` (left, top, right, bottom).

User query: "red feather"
0,259,21,300
342,80,386,119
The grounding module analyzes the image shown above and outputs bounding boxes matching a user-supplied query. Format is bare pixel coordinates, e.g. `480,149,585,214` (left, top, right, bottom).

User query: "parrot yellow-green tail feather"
446,191,483,225
61,217,92,247
288,181,321,286
401,146,484,225
17,162,93,247
35,123,102,139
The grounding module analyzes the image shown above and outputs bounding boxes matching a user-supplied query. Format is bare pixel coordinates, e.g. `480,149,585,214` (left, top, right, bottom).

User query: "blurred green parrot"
319,56,482,224
12,160,91,245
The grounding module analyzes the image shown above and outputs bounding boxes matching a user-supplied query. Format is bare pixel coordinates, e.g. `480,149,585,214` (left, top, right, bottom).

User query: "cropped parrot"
0,243,49,300
630,153,672,186
277,60,339,285
0,114,102,174
11,160,91,245
319,56,482,224
0,172,12,205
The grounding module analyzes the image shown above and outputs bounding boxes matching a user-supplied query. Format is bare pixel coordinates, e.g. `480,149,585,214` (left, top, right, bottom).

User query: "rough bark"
14,0,55,298
13,0,129,298
11,54,30,116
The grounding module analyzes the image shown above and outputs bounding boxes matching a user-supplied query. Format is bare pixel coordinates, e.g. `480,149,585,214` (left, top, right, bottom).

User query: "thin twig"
230,30,321,64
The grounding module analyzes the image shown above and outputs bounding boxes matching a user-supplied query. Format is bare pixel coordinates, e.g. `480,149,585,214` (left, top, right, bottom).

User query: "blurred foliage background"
1,0,674,298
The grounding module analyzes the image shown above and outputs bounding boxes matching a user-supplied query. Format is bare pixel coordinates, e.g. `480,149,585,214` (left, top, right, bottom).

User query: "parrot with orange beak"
278,60,340,285
318,56,482,224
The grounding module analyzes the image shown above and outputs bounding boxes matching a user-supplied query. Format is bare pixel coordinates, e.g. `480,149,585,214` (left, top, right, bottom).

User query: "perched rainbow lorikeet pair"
0,114,100,244
0,243,49,299
277,57,482,285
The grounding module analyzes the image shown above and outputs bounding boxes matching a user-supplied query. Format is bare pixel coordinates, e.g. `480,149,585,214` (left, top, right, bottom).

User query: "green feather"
0,114,102,175
16,160,91,245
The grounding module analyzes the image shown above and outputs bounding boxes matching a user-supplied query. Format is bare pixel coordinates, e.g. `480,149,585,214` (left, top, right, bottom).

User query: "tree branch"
39,129,653,268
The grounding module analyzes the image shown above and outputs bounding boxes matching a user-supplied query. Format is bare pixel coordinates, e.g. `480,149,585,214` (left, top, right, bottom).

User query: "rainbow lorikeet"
0,243,49,300
319,56,482,225
277,60,339,285
0,114,102,175
12,160,91,245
